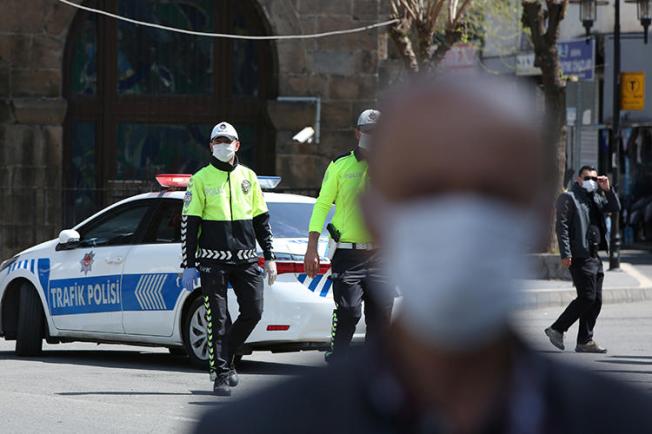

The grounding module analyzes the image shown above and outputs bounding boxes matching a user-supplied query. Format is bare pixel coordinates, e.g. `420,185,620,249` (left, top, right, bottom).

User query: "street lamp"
573,1,652,44
575,0,602,38
632,0,652,43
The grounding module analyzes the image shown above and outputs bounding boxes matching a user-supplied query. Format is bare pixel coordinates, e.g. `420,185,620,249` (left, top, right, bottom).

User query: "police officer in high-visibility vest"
305,110,394,362
181,121,277,396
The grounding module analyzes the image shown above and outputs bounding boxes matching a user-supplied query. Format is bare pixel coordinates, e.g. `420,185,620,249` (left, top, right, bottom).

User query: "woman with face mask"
180,121,277,396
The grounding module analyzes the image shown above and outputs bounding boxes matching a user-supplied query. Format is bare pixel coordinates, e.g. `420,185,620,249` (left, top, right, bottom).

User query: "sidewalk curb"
522,285,652,309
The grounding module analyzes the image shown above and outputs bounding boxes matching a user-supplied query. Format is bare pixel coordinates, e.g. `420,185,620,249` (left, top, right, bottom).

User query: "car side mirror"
56,229,81,251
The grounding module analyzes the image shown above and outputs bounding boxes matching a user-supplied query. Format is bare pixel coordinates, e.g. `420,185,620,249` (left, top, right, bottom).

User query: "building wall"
0,0,384,259
0,0,76,260
259,0,382,189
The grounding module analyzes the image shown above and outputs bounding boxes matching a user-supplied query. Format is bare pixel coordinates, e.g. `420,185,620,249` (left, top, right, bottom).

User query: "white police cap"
357,109,380,127
210,122,239,140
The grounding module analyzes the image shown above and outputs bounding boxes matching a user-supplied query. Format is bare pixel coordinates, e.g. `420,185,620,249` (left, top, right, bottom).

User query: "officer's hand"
304,248,320,278
265,260,278,286
182,267,200,291
561,258,572,269
597,176,610,191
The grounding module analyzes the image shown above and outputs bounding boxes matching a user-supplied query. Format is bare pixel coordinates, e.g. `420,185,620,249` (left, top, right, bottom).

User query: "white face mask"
212,142,236,162
582,179,598,193
380,195,536,351
358,132,372,150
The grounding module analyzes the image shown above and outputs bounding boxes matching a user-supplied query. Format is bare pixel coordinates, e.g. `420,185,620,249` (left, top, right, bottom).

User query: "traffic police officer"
304,109,394,361
181,121,277,396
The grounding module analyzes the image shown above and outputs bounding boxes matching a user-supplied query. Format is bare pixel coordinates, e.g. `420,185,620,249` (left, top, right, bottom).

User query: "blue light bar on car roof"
258,176,282,190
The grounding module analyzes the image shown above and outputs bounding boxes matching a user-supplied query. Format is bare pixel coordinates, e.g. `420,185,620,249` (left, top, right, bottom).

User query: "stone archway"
61,1,279,225
0,0,78,258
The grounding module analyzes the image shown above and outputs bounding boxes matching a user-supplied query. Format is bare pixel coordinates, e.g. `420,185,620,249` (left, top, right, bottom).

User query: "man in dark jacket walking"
545,165,621,353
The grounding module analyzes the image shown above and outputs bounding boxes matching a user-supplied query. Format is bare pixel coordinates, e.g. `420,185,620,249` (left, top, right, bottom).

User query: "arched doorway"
63,0,277,226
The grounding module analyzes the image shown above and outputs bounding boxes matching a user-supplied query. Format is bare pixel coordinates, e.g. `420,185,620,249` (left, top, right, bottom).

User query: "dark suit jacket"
193,342,652,434
556,183,620,260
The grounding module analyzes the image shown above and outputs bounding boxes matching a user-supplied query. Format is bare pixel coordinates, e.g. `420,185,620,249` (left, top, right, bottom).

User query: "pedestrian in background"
304,109,394,362
193,76,652,434
181,122,277,396
545,165,621,353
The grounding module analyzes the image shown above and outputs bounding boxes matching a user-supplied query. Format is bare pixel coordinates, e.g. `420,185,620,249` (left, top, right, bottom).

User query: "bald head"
369,75,553,209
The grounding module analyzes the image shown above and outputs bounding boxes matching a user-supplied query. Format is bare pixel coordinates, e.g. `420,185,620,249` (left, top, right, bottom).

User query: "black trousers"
329,249,394,357
551,256,604,345
198,262,264,376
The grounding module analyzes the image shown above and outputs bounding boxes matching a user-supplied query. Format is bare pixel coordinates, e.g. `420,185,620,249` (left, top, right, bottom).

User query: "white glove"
264,260,277,286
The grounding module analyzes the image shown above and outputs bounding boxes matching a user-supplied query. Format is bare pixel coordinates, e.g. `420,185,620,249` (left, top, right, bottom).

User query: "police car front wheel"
15,283,45,357
183,296,210,369
182,296,244,369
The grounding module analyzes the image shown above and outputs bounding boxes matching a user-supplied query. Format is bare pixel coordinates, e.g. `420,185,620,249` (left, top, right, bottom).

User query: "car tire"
15,283,44,357
182,296,247,370
183,296,210,370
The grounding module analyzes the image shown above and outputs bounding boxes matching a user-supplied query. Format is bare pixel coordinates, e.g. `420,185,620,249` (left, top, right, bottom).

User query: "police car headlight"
0,256,18,272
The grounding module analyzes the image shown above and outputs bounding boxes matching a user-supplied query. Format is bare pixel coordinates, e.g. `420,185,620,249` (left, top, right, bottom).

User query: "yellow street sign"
621,72,645,111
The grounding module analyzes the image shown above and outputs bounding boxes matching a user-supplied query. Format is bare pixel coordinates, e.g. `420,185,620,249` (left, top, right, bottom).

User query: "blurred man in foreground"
192,75,652,434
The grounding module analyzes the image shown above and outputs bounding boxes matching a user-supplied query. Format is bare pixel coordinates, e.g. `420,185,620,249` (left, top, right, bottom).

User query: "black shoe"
227,369,239,387
213,375,232,397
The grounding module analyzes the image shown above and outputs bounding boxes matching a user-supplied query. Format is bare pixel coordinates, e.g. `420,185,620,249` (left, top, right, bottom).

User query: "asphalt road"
2,299,652,433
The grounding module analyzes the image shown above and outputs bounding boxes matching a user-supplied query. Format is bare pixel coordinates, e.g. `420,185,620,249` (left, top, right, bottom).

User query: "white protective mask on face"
212,142,236,162
582,180,598,193
358,132,372,150
381,195,536,351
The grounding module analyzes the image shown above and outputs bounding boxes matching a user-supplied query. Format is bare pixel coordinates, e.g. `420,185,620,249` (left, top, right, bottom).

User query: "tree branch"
430,27,463,69
544,0,568,46
390,0,420,72
522,1,546,54
452,0,474,26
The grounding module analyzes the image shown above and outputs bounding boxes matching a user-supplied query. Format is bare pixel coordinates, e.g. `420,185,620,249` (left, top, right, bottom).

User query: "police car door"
121,198,184,337
47,201,152,334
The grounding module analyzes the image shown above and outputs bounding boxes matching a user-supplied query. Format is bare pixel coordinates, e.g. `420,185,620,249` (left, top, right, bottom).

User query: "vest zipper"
227,172,233,221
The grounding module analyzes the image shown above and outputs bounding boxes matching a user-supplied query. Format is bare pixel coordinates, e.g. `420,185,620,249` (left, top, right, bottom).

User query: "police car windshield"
268,202,333,239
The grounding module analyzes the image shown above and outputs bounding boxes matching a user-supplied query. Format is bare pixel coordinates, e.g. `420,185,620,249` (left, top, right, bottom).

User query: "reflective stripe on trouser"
203,295,216,377
330,249,394,357
199,262,264,380
200,271,230,379
328,309,338,353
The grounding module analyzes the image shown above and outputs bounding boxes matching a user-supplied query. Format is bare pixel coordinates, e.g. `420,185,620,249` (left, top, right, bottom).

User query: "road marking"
620,263,652,287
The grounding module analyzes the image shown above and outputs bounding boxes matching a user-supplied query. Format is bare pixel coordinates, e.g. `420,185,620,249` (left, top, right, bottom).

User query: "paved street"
517,299,652,393
0,342,325,434
2,299,652,433
622,249,652,281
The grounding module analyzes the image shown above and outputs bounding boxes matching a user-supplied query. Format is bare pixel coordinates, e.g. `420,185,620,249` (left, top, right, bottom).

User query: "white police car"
0,175,361,367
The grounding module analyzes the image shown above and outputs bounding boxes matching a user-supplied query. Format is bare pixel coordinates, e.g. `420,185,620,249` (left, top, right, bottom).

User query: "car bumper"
244,276,367,346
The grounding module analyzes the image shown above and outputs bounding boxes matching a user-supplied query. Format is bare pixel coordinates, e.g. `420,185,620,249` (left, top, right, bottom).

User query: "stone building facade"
0,0,398,259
